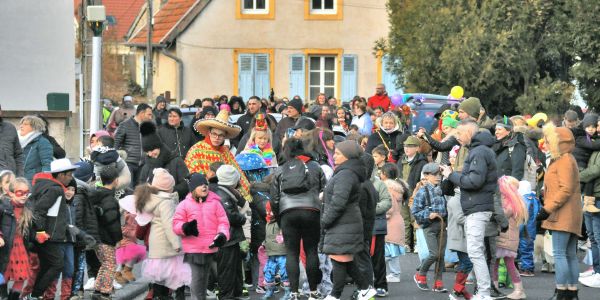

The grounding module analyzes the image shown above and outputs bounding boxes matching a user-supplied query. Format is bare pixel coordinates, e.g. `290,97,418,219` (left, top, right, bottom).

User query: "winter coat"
213,185,247,247
249,183,269,254
270,158,326,218
114,117,143,166
274,115,302,142
371,169,392,235
143,191,182,258
93,187,122,246
570,126,600,169
541,126,582,236
358,176,378,243
423,133,460,166
385,180,406,246
264,221,286,256
496,207,520,252
579,149,600,196
235,112,278,147
153,109,168,127
365,129,409,162
411,183,447,228
157,122,197,158
351,113,373,136
448,131,498,216
73,179,100,242
22,134,53,182
493,134,527,180
0,196,34,272
107,104,136,134
138,149,190,200
31,173,71,242
0,120,24,176
446,190,467,253
321,158,366,255
485,192,509,238
172,192,230,254
397,153,427,192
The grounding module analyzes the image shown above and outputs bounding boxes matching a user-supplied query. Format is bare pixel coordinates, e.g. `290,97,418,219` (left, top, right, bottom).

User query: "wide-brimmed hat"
50,159,80,173
194,109,241,139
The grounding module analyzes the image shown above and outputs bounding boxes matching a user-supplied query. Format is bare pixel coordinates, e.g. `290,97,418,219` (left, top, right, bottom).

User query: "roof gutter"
161,48,184,103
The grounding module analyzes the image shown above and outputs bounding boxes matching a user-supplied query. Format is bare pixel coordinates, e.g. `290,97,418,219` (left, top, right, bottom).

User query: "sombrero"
194,109,241,139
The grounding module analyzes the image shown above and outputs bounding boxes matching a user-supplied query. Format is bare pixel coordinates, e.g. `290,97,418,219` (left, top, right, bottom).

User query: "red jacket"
367,94,392,111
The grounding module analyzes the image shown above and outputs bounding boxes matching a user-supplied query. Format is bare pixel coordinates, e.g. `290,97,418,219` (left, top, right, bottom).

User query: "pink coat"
384,180,405,246
173,191,230,254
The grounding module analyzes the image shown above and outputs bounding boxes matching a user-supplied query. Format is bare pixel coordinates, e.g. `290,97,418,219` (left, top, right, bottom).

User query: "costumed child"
0,177,34,300
173,173,229,300
493,176,529,300
262,202,288,299
517,181,540,277
115,195,148,285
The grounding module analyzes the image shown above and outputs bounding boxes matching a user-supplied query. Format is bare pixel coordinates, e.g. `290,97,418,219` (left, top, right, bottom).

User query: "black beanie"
582,114,598,129
360,153,375,177
188,173,208,192
140,122,162,152
288,99,303,114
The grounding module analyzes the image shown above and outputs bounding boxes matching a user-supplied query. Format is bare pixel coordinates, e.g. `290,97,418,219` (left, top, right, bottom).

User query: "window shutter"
382,55,403,96
254,54,270,99
289,54,305,100
341,54,357,102
238,53,254,100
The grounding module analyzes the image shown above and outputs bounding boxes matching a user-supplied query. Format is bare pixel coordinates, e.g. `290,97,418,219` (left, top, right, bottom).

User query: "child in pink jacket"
172,173,230,300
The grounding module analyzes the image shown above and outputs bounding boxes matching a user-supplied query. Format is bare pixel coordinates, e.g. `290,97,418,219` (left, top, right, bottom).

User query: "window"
234,49,274,100
305,0,342,20
237,0,275,19
311,0,335,13
309,56,336,100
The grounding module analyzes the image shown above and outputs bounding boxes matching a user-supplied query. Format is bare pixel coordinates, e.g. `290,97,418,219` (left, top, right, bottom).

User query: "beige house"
127,0,401,104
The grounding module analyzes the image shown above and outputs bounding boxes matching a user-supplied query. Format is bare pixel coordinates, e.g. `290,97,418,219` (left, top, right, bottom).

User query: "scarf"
11,199,25,220
246,142,275,167
19,131,42,148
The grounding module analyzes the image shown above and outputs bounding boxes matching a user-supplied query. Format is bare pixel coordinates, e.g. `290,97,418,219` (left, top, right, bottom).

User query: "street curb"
112,281,148,300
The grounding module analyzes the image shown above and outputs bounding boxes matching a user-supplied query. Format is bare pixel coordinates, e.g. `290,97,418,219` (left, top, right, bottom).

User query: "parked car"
168,107,283,128
403,93,460,133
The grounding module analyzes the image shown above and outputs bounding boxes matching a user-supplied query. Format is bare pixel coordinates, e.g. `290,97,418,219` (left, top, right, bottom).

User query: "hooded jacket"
321,158,366,255
157,121,197,158
570,126,600,169
172,191,230,254
493,133,527,180
92,187,122,246
448,130,498,216
142,191,182,258
31,173,70,242
212,185,247,247
138,148,190,200
0,120,24,176
541,125,582,236
72,179,100,246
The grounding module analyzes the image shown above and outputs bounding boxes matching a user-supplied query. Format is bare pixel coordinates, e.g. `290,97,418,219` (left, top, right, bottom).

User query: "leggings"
280,209,322,292
330,259,368,298
491,256,521,284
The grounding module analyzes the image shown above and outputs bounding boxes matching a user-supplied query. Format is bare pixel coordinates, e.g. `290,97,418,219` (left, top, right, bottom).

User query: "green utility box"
47,93,69,111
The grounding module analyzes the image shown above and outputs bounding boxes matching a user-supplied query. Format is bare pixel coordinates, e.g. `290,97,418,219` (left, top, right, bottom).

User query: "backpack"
508,144,539,189
279,158,311,194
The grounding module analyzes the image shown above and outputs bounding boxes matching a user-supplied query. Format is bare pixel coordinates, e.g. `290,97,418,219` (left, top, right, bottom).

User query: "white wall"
0,0,75,111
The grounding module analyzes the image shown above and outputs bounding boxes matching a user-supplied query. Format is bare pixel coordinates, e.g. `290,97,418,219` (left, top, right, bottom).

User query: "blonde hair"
19,115,46,133
9,177,34,237
248,128,272,146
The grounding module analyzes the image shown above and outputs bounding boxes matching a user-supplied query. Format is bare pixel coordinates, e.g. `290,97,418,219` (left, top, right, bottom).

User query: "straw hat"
193,109,241,139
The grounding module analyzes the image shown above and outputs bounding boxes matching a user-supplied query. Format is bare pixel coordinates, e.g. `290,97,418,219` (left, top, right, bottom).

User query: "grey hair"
20,115,46,133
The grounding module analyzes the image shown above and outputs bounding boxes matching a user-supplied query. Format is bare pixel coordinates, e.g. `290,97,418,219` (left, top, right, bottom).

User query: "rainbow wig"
498,175,528,226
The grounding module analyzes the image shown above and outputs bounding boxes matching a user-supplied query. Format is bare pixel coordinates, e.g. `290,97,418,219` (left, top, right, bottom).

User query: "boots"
507,282,527,299
451,272,472,300
42,280,58,300
583,196,600,213
567,289,578,300
60,278,73,300
548,288,566,300
122,266,136,282
114,271,129,285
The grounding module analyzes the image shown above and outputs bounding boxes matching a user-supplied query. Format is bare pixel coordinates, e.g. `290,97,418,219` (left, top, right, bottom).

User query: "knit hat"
442,117,458,129
216,165,241,187
404,136,421,147
288,99,303,114
421,162,440,175
151,168,175,192
496,116,513,131
292,118,316,132
582,114,598,129
199,106,218,119
188,173,208,192
73,161,95,182
140,122,161,152
156,95,167,105
335,140,363,160
458,97,482,119
518,181,533,196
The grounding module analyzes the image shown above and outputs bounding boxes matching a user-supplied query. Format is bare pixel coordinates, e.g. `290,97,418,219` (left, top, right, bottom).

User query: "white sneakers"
471,294,492,300
580,269,595,278
579,273,600,288
357,286,377,300
386,274,401,283
83,278,95,291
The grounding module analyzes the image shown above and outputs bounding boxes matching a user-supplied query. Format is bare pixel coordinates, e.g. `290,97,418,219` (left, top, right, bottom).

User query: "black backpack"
279,158,311,194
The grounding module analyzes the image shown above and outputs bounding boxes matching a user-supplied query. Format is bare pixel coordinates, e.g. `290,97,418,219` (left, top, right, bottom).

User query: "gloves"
67,225,81,237
36,231,50,244
83,235,97,249
536,208,550,221
209,233,227,249
182,220,199,237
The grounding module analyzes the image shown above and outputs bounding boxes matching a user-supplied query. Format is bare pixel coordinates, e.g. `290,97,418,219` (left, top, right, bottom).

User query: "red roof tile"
74,0,146,42
128,0,198,45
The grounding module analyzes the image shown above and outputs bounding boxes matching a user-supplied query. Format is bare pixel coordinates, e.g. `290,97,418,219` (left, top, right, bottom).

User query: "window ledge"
236,0,275,20
304,0,343,20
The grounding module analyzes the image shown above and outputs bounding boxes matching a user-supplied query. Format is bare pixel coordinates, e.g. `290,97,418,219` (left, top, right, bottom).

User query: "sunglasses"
14,190,30,197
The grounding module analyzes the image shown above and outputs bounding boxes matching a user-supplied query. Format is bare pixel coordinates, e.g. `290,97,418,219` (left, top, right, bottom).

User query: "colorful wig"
498,175,528,226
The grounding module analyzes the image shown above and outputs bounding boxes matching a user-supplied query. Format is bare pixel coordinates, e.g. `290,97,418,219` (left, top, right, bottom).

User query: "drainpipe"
161,48,184,104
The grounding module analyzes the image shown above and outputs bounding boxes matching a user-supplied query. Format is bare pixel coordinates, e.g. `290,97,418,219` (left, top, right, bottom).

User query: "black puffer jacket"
270,158,326,218
138,148,190,200
424,133,460,165
73,179,100,243
320,158,366,255
0,120,24,176
213,185,247,247
92,187,122,246
570,126,600,169
157,122,197,158
249,182,269,254
493,133,526,180
365,129,409,162
0,196,35,272
448,131,498,216
114,117,143,166
31,174,70,242
234,111,278,148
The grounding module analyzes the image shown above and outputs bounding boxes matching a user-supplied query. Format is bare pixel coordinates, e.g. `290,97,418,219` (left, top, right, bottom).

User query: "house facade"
128,0,401,104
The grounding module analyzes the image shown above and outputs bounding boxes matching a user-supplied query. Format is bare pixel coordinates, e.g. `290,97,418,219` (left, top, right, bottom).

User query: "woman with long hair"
305,128,335,180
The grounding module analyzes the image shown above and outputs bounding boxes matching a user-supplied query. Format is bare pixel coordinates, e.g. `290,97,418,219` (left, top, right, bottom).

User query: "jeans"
551,230,579,286
419,220,447,280
455,251,473,274
584,212,600,273
465,211,492,297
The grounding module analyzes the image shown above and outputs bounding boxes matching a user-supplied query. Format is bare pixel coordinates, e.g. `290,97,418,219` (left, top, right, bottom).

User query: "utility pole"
146,0,153,100
87,5,106,134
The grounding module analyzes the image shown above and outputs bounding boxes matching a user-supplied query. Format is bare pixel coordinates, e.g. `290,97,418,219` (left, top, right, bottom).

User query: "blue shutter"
289,54,305,100
254,54,270,99
341,54,357,102
238,53,254,100
382,55,403,95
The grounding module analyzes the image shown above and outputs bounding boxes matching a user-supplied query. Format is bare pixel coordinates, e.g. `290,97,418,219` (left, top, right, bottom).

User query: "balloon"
391,94,403,106
450,86,464,99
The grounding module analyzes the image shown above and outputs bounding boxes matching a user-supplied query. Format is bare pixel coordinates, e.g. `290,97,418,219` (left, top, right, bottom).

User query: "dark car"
403,93,461,134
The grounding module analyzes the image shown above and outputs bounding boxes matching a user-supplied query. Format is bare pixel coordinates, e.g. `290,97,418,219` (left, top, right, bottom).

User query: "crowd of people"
0,84,597,300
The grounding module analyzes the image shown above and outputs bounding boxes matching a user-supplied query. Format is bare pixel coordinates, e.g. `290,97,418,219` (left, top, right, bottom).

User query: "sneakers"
490,285,506,299
356,286,378,300
308,291,324,300
518,270,534,277
206,290,217,300
432,280,447,293
472,294,493,300
84,277,95,291
386,274,400,283
414,273,429,291
376,288,388,300
579,273,600,288
580,269,595,278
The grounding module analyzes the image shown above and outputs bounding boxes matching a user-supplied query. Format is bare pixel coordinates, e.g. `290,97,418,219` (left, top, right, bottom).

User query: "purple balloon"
391,94,403,106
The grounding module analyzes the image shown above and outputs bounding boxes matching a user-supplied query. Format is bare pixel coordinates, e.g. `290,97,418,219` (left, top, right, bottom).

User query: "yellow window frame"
303,48,343,102
304,0,343,20
236,0,275,20
233,48,275,96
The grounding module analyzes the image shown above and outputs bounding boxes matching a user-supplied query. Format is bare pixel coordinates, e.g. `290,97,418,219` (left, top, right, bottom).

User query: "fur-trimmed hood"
543,123,575,159
513,125,543,141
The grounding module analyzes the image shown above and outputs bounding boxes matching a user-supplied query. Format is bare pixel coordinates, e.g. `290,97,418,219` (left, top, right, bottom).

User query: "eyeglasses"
14,190,30,197
210,132,226,139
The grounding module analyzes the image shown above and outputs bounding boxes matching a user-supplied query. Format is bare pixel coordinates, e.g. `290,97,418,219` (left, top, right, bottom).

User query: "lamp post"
87,5,106,134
